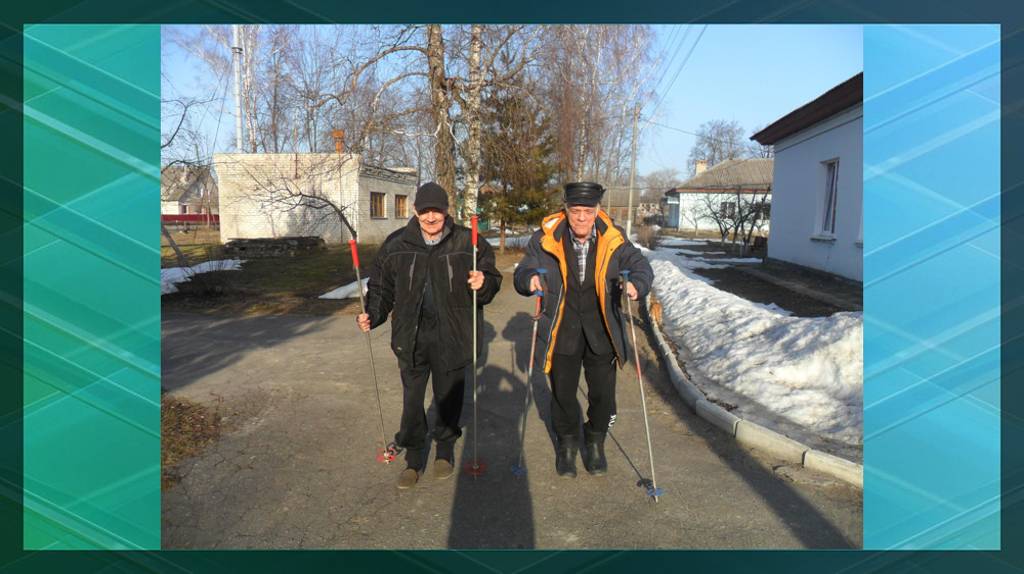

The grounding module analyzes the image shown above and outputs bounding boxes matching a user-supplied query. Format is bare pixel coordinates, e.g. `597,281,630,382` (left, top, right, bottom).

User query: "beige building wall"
355,166,418,244
214,153,360,245
213,153,416,246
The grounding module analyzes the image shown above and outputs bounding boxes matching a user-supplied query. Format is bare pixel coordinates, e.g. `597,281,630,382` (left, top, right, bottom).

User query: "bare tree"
641,167,682,202
747,124,775,159
161,95,214,267
452,24,535,219
538,25,656,187
687,119,747,175
737,188,771,253
218,154,359,244
679,198,703,234
165,24,661,237
697,192,734,245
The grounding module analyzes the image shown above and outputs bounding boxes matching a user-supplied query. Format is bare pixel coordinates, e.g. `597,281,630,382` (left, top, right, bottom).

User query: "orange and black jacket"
513,210,654,373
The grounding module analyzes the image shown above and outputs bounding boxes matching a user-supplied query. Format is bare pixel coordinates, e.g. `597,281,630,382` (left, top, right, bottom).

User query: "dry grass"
162,244,380,316
161,227,224,268
636,225,661,250
161,392,222,490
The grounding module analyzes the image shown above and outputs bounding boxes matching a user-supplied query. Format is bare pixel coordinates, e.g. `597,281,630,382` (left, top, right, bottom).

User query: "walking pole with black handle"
350,240,400,464
621,270,662,501
512,268,547,477
464,216,487,476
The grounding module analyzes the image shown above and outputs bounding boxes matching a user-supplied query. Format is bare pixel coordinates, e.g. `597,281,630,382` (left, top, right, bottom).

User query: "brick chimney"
696,159,708,175
332,129,346,154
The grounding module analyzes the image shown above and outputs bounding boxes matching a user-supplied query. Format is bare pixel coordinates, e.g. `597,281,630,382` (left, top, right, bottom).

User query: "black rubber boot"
583,430,608,476
555,435,579,478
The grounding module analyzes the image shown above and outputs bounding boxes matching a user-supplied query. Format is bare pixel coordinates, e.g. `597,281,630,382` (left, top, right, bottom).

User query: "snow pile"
161,259,244,295
674,248,726,256
647,247,863,450
659,238,708,248
679,255,763,269
319,278,368,300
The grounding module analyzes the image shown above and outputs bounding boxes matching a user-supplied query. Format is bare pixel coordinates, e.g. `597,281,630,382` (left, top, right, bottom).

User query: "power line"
643,24,707,132
207,56,234,161
645,26,689,105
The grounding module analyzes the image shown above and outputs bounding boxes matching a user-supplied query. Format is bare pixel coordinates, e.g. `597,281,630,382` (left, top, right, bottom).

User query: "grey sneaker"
397,468,420,489
433,458,454,480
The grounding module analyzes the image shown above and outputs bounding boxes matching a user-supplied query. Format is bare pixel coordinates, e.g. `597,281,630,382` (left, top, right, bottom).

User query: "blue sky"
639,24,863,176
162,24,863,178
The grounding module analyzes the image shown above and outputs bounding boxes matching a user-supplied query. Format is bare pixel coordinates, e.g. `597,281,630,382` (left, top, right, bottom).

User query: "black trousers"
549,335,617,439
394,321,464,469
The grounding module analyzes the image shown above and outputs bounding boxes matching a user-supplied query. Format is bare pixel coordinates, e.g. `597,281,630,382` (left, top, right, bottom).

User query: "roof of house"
669,158,773,195
751,72,863,146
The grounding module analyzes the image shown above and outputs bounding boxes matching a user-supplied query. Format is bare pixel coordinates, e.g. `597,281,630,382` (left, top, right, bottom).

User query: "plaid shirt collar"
570,225,597,283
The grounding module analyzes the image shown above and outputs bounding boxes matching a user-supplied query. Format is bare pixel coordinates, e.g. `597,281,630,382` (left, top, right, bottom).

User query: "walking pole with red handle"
350,239,399,464
464,216,487,476
621,270,662,501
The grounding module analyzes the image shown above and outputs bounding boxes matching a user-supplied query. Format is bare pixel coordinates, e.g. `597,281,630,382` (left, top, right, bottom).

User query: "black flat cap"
414,182,449,211
564,182,605,207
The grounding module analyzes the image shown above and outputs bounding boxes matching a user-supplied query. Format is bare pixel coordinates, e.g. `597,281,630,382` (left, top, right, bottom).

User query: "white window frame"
821,158,839,236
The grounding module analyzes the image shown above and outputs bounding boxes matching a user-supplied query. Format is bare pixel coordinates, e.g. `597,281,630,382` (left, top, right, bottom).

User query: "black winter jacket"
365,216,502,371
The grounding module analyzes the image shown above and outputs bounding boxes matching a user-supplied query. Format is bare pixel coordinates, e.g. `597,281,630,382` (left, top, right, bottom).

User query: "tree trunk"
162,223,190,269
500,219,507,255
462,24,483,220
427,25,457,211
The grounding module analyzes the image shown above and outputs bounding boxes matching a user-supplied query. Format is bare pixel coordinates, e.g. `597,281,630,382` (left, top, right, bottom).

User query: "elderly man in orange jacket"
513,182,654,478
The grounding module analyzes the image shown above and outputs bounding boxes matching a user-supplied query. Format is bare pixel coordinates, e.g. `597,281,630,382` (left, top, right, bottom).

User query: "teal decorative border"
23,24,160,550
863,25,1001,550
1,1,1022,572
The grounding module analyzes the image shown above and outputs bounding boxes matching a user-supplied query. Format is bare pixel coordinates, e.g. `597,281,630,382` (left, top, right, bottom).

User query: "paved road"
162,268,862,549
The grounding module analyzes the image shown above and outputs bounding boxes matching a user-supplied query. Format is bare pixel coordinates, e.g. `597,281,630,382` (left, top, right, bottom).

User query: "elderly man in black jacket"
357,182,502,489
514,182,654,478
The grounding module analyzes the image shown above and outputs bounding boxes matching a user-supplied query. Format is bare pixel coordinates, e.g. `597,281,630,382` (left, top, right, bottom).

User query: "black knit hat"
414,182,449,211
564,182,605,206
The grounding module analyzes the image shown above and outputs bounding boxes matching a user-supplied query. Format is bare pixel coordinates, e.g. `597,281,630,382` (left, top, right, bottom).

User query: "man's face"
566,204,598,239
415,207,446,237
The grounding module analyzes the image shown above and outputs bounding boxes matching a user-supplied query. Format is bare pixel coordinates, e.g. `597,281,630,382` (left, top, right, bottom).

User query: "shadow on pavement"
161,312,335,393
447,318,535,548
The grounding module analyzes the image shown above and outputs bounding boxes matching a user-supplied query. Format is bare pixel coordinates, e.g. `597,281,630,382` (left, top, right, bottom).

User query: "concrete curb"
642,290,863,489
735,420,807,465
646,302,704,410
696,399,740,436
804,449,863,489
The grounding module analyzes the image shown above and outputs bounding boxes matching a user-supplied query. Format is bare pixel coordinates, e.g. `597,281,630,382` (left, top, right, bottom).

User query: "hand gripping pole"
512,268,547,477
464,216,487,477
350,240,399,464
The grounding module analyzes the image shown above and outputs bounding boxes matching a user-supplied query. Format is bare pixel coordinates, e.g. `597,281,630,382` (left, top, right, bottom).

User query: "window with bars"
371,192,386,219
395,194,408,219
822,159,839,234
719,201,736,219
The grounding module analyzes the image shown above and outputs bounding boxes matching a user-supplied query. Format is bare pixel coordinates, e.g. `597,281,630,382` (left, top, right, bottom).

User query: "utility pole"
626,103,640,238
232,25,244,152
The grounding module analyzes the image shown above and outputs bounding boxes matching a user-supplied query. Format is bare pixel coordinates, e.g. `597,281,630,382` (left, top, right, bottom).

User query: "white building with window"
212,153,417,245
751,73,863,281
662,158,773,235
